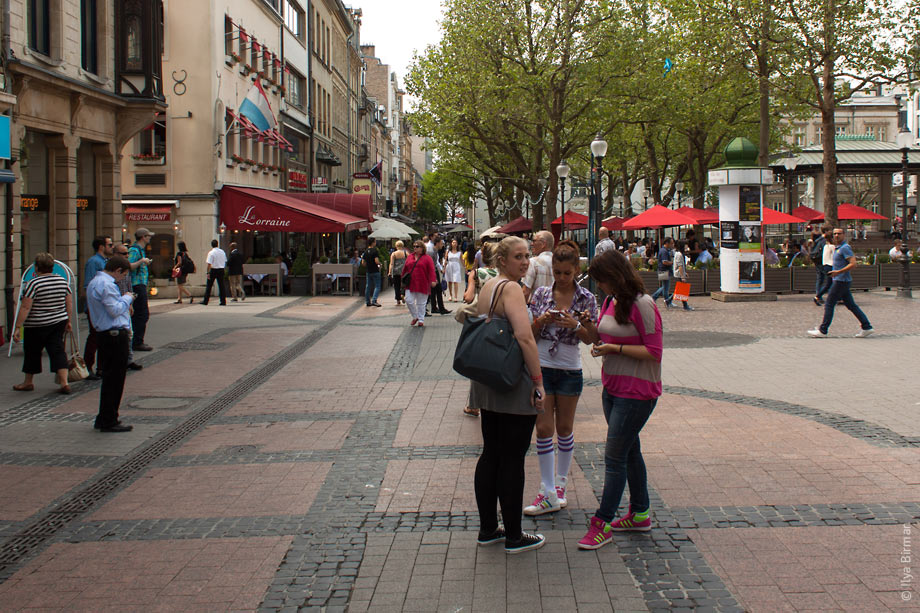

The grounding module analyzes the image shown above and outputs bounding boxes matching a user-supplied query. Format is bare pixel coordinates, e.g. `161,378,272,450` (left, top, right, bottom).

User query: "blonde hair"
395,240,404,249
495,236,527,271
480,241,497,267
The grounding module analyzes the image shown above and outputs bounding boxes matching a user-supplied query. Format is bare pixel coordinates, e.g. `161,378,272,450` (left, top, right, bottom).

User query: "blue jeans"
596,390,657,523
651,276,671,304
365,271,381,304
819,280,871,334
815,265,832,299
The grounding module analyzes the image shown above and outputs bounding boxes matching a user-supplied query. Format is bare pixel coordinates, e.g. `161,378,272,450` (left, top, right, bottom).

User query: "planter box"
849,264,878,291
289,275,310,296
879,263,920,289
637,271,660,292
792,266,818,293
763,267,792,293
133,156,165,165
686,269,706,295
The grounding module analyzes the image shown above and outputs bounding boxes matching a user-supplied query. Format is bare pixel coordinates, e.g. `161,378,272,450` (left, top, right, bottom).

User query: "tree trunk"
821,59,839,227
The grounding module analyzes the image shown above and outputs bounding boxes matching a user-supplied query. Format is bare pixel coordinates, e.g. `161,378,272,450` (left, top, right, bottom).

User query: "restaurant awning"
219,186,367,233
498,217,533,234
287,193,373,223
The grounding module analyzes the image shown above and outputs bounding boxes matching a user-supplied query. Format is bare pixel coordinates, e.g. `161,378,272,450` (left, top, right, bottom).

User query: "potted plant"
289,245,311,295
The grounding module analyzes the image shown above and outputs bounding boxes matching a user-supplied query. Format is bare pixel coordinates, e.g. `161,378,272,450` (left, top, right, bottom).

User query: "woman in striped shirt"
12,253,74,394
578,250,663,550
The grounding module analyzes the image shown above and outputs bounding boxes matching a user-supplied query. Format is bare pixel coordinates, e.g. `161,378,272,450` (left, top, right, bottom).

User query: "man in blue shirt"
128,229,154,351
83,236,112,379
650,237,674,307
808,228,873,338
86,255,136,432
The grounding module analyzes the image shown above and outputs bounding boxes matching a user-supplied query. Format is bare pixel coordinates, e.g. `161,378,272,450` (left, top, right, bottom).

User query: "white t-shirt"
523,251,554,290
206,247,227,269
822,243,835,266
889,246,912,259
537,335,582,370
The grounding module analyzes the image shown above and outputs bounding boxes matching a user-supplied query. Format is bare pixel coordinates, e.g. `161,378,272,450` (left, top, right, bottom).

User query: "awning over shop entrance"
219,186,368,233
286,193,373,223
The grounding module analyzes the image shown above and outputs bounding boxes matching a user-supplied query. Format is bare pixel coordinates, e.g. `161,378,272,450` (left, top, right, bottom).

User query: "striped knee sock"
536,437,555,495
555,433,575,482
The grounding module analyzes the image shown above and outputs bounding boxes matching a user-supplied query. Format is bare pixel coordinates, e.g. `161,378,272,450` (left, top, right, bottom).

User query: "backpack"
809,236,825,266
180,252,196,274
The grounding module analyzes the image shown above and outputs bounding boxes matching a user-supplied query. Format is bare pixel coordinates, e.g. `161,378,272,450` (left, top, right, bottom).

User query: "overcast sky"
354,0,444,104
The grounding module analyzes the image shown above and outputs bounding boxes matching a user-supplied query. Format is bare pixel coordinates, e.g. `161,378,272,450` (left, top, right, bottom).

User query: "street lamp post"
784,157,798,243
896,127,913,298
589,133,608,263
675,181,684,209
557,159,570,240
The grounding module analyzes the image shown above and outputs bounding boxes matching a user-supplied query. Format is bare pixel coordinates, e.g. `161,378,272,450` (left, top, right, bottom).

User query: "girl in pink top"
401,240,437,327
578,250,663,550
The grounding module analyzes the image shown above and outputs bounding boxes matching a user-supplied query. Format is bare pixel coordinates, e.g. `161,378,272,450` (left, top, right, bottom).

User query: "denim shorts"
541,367,583,397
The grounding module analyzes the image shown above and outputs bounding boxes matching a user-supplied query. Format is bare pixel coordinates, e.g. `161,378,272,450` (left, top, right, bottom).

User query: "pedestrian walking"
670,240,694,311
402,240,436,327
650,237,674,308
201,240,228,306
227,242,244,302
578,250,663,549
522,230,554,302
127,229,155,351
459,241,499,417
445,239,463,302
11,253,74,394
524,240,598,516
808,228,874,338
173,241,194,304
83,235,113,379
472,236,546,554
389,241,408,305
86,255,135,432
427,237,450,314
363,237,382,307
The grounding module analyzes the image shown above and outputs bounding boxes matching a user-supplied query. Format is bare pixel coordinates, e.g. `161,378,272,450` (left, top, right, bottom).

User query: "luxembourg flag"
239,81,276,132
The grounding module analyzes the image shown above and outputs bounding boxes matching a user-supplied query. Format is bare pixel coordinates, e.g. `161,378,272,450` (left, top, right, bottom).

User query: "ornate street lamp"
784,156,798,242
588,133,608,263
557,159,570,239
675,181,684,209
896,127,913,298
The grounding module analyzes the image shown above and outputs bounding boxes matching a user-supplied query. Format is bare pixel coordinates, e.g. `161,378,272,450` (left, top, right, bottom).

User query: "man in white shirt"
889,239,912,260
202,239,228,306
523,230,555,302
595,227,615,257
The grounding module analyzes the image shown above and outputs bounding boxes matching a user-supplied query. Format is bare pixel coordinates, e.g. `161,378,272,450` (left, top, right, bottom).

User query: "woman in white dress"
445,239,464,301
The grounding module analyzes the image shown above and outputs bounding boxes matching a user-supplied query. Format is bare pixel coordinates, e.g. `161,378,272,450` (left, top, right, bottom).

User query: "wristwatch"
574,322,583,332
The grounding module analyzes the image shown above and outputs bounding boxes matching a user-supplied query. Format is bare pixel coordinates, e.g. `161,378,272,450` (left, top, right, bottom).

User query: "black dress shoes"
128,362,144,371
133,344,153,352
99,424,133,433
85,373,101,381
438,309,452,315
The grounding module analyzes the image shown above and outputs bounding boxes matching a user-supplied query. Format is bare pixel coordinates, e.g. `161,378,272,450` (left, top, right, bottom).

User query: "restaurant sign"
311,177,329,193
237,205,292,229
126,209,171,222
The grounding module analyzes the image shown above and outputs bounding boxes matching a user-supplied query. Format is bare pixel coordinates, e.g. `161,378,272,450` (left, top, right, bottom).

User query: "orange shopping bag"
672,281,690,302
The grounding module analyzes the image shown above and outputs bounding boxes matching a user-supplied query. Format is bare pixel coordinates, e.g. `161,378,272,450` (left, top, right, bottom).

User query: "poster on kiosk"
715,183,765,293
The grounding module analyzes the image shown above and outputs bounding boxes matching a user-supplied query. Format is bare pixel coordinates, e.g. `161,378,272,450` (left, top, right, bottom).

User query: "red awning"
621,205,698,229
219,186,367,233
763,208,806,225
791,205,824,222
125,205,172,222
676,206,719,224
838,203,887,220
550,210,588,229
601,216,627,231
286,193,373,223
498,217,532,234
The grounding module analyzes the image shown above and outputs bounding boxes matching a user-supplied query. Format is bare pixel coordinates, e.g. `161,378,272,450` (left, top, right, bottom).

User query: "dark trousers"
22,320,68,374
203,269,227,304
84,315,98,372
428,272,445,312
815,265,832,299
819,281,871,334
131,284,149,347
95,329,129,429
474,410,536,541
392,274,403,302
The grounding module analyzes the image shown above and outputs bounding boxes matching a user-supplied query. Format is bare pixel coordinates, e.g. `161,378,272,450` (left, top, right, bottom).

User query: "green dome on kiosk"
723,137,759,167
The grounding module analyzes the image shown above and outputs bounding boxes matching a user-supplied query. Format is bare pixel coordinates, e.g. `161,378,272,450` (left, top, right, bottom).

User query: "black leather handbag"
452,280,523,391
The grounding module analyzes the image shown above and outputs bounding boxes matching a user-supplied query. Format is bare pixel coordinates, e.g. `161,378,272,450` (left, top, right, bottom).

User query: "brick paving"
0,292,918,611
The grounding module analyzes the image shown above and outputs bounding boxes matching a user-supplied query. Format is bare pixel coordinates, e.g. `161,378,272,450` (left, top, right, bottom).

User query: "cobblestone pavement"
0,291,918,612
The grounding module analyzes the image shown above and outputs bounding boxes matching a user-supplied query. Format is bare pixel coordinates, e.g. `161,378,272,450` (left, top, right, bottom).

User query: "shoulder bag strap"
403,256,420,277
486,279,510,321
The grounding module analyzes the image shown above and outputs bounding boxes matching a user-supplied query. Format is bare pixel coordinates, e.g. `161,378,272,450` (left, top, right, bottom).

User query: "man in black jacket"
227,242,245,301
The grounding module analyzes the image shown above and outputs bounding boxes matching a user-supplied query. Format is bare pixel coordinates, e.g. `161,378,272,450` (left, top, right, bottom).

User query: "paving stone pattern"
1,294,919,612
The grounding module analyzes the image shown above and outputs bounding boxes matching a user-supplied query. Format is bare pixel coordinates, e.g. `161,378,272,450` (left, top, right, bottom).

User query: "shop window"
251,40,260,73
134,111,166,162
80,0,98,73
28,0,51,56
287,65,305,110
224,15,233,56
225,110,236,162
284,1,304,41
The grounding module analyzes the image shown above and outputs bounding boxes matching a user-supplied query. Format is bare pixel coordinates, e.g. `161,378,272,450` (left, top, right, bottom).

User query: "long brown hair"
552,239,580,266
588,250,646,324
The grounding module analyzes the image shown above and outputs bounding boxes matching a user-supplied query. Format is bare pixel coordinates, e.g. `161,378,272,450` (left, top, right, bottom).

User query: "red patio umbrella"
497,216,533,234
550,210,588,230
602,216,626,231
763,208,807,225
791,205,824,222
837,203,887,220
621,205,698,229
676,206,719,224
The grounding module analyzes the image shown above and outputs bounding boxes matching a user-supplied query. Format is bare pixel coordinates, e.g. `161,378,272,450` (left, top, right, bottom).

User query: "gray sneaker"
807,328,827,338
854,328,873,338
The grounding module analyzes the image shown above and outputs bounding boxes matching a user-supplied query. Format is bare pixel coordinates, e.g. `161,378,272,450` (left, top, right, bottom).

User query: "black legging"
392,273,403,302
475,410,536,540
